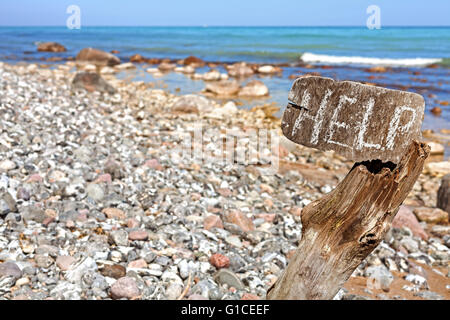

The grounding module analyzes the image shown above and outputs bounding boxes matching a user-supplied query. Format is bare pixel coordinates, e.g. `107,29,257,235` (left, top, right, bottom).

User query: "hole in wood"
354,159,397,174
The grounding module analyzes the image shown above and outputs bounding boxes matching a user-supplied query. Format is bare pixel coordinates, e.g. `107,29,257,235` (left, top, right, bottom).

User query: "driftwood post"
267,76,429,300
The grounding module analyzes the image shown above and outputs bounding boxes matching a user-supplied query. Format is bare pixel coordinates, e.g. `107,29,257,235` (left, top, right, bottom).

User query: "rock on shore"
226,62,254,78
76,48,121,66
72,72,116,94
238,80,269,97
37,42,67,52
437,174,450,213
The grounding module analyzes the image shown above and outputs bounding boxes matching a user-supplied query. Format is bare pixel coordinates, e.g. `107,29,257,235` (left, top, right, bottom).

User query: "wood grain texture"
266,140,430,300
281,76,424,163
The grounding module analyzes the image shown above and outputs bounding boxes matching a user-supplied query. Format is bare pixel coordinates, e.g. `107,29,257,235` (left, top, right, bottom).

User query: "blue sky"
0,0,449,26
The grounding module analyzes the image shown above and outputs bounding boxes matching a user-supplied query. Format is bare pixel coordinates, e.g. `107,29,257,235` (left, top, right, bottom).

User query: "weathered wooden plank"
281,76,424,163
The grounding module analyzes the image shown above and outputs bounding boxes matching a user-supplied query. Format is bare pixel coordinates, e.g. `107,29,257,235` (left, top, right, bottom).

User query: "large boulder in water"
37,42,67,52
129,54,146,63
257,65,282,74
72,72,115,94
238,80,269,97
183,56,205,67
158,62,176,72
204,80,240,97
226,62,254,78
76,48,120,67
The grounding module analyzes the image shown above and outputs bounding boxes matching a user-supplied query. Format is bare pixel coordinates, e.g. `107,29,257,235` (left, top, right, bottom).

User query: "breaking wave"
300,52,443,67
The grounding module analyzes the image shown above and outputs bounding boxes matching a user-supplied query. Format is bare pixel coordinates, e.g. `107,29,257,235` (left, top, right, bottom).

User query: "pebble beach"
0,50,449,300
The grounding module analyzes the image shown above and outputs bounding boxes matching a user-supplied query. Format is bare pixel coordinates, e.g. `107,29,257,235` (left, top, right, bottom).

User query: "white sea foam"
301,52,442,67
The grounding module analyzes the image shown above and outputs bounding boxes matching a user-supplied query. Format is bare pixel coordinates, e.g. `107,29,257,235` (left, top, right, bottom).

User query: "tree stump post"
267,141,429,299
267,76,429,300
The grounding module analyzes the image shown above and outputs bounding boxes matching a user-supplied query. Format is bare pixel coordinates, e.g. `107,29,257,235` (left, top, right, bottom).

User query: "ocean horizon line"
1,25,450,28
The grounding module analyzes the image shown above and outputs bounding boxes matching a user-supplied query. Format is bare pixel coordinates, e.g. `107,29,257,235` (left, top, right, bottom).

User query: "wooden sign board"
281,76,425,163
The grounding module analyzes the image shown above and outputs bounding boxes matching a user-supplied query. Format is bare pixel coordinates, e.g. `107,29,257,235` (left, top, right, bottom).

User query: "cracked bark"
267,140,429,300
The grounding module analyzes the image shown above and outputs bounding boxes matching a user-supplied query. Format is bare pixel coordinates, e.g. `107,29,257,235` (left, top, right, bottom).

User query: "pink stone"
241,293,260,300
217,188,232,197
77,213,88,222
110,277,141,300
127,218,140,229
209,253,230,269
42,217,55,227
56,255,76,271
223,210,255,232
191,193,201,201
128,230,148,241
79,209,89,215
27,174,43,183
95,173,112,183
260,184,274,194
263,199,273,208
392,205,428,240
102,208,126,219
128,259,147,269
203,215,223,230
144,159,163,171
